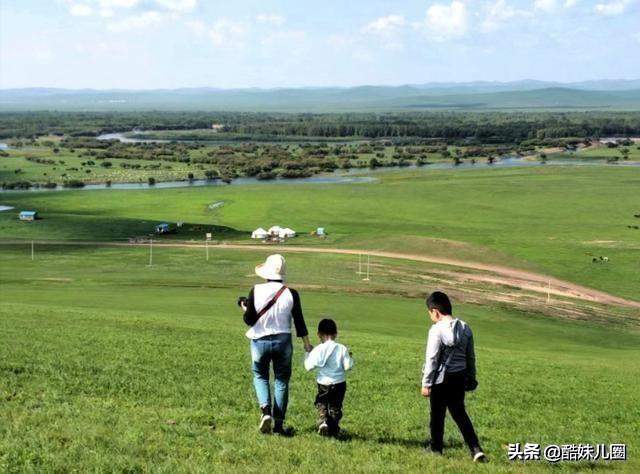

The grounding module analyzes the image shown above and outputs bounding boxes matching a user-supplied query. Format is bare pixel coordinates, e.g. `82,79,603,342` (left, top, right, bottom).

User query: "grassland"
1,162,639,471
2,165,639,301
1,245,639,472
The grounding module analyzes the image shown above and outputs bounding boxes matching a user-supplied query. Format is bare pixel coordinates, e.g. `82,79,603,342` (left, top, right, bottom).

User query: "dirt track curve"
2,240,639,310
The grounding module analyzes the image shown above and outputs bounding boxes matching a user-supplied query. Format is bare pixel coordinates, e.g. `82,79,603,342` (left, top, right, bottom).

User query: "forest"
2,111,640,143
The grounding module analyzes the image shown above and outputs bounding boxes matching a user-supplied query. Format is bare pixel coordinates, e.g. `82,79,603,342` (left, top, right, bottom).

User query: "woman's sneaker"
259,406,272,434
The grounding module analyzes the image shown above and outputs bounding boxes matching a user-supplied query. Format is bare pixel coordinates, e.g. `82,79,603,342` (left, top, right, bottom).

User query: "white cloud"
155,0,197,13
420,1,469,40
362,14,406,50
256,13,286,26
534,0,558,12
594,0,632,16
107,11,164,32
534,0,581,13
209,19,249,49
363,14,406,34
482,0,531,32
69,4,93,16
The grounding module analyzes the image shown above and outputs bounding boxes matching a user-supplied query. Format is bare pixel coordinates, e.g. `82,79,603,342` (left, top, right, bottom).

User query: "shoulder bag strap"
256,285,288,319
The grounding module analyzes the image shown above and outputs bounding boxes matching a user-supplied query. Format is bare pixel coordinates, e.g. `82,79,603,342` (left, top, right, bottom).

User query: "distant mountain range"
2,80,640,112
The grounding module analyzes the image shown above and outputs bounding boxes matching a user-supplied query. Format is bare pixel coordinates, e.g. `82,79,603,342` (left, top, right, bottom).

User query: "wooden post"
363,254,370,281
547,280,551,304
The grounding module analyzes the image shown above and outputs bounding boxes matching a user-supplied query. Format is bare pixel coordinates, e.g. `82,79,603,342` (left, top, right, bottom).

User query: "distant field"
1,245,639,471
2,165,639,301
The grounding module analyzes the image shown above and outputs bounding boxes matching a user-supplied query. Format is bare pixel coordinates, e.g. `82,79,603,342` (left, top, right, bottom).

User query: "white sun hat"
255,254,287,281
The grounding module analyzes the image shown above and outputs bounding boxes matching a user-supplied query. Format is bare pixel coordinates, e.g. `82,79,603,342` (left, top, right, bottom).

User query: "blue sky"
1,0,639,89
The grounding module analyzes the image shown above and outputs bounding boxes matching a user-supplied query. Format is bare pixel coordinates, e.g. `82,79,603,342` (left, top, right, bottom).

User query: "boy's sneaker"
472,450,488,463
259,406,272,434
318,422,330,436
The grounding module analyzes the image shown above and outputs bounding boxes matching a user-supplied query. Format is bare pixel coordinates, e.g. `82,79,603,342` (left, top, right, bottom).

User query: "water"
97,132,169,144
96,132,369,146
0,175,377,193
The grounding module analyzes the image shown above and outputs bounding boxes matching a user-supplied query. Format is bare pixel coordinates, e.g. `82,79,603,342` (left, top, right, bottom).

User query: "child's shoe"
472,448,488,463
318,421,330,436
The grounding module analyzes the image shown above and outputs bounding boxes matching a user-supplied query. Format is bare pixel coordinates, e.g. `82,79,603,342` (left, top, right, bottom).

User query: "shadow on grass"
292,425,466,451
0,211,248,241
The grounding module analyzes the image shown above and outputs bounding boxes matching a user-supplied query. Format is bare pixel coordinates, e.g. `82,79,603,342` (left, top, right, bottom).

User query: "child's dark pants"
429,372,481,453
315,382,346,435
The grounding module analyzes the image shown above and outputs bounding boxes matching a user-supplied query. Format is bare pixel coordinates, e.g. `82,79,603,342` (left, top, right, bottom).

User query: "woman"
240,254,313,434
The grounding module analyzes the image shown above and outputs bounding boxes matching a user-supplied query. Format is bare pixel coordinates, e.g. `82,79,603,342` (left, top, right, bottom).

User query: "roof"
20,211,37,216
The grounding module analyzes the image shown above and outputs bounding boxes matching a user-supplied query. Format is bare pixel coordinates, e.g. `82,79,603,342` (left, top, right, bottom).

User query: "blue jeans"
250,333,293,421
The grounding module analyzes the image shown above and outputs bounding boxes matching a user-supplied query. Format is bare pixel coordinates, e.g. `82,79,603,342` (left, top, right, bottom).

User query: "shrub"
63,179,85,188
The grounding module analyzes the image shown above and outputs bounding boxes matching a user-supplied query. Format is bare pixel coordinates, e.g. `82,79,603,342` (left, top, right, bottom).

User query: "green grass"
2,165,640,301
552,144,640,161
1,245,639,472
0,146,197,185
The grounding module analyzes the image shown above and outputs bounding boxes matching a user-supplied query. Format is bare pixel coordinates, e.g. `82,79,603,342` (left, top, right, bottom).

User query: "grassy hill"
2,164,639,471
1,245,639,471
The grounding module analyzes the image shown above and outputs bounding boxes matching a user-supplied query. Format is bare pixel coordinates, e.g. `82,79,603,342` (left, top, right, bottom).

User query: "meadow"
1,245,639,472
1,163,639,472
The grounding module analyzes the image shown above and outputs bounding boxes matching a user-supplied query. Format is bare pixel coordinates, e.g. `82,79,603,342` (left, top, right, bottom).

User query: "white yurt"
268,225,283,235
279,228,296,238
251,227,268,239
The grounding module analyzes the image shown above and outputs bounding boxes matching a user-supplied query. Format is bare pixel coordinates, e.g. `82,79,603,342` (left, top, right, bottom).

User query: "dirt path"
2,239,639,310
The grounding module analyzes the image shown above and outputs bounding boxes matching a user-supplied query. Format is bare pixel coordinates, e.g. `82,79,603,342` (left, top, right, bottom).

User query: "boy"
304,318,354,436
421,291,487,463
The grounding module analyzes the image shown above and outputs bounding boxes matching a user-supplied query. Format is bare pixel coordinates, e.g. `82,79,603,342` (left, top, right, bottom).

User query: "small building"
155,223,171,234
251,227,268,239
19,211,37,221
316,227,325,236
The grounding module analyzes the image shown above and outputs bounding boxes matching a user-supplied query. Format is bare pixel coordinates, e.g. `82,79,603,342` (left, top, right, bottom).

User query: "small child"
304,318,354,436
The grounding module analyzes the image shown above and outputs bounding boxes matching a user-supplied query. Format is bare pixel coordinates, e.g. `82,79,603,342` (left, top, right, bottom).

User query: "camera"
237,296,248,308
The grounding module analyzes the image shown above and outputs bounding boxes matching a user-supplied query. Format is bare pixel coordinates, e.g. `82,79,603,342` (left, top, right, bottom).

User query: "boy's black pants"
429,372,481,453
315,382,346,434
